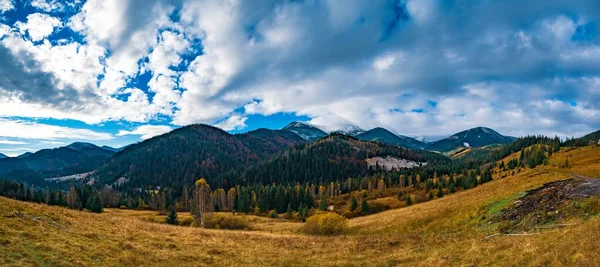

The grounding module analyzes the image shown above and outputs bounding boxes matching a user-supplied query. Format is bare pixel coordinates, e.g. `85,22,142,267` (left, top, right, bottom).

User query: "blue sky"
0,0,599,156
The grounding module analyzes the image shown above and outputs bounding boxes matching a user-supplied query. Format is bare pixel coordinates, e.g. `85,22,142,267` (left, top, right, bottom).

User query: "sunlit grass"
0,146,599,266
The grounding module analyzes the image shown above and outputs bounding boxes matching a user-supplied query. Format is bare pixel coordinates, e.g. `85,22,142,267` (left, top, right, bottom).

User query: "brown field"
1,146,600,266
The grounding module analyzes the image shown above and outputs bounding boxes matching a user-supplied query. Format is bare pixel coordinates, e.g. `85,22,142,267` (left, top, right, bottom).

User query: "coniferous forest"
0,124,590,219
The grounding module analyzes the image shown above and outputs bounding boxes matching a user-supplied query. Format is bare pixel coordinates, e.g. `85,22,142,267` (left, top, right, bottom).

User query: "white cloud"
0,0,13,13
116,125,173,139
15,13,62,41
0,119,113,140
0,0,599,141
30,0,66,12
214,115,247,131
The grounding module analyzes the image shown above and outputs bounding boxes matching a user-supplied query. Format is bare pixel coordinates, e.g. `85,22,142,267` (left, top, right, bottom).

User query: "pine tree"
349,196,358,212
87,193,103,213
436,188,444,198
360,198,369,214
166,206,179,225
318,196,328,211
406,195,412,206
286,203,293,218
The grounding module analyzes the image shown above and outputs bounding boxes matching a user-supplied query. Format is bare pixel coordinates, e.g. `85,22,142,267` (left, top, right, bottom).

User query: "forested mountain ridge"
0,143,118,184
94,124,306,189
356,127,426,149
563,130,600,147
242,134,450,185
427,127,516,152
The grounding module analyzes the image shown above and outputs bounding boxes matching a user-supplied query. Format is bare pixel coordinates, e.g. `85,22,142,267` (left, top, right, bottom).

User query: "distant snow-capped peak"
332,124,365,136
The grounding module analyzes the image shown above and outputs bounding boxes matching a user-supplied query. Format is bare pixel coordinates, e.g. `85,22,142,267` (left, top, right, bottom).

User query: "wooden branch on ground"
534,223,579,229
503,233,539,236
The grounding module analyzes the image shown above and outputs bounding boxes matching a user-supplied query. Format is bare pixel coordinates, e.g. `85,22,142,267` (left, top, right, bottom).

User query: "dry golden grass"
1,146,599,266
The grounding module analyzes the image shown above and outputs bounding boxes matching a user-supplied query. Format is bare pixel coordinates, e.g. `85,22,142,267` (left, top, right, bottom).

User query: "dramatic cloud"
0,0,599,150
117,125,173,139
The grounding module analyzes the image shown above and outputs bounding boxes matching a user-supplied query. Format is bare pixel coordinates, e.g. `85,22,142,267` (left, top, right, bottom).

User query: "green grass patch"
484,191,526,218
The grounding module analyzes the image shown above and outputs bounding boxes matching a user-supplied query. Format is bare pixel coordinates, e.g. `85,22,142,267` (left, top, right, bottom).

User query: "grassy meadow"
1,146,600,266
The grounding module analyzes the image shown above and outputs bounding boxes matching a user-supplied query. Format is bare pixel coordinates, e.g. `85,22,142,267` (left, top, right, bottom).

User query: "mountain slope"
331,124,365,136
95,124,305,188
243,128,306,143
0,143,118,184
282,122,328,141
101,145,125,153
0,153,7,159
243,134,449,185
17,152,32,158
563,129,600,147
427,127,515,152
356,127,426,149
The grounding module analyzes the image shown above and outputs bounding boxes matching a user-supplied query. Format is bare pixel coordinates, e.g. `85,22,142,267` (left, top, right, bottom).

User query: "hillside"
282,121,328,141
243,128,306,143
356,127,426,149
564,129,600,147
242,134,449,185
94,124,305,188
427,127,516,152
1,146,599,266
0,153,6,159
0,143,117,184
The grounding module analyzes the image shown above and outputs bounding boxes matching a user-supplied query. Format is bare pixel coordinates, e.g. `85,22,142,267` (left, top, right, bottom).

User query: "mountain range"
94,125,306,188
355,127,426,149
426,127,516,152
282,122,514,152
0,122,529,186
0,142,120,183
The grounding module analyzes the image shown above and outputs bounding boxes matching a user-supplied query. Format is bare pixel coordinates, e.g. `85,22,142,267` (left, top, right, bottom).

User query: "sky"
0,0,599,156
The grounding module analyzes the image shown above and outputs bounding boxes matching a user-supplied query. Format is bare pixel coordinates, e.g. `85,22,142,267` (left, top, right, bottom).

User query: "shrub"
201,214,249,230
267,210,278,218
165,206,179,225
302,212,348,236
179,216,194,226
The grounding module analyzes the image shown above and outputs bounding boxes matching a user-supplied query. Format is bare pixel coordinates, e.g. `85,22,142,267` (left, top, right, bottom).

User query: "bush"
302,212,348,236
201,214,249,230
165,206,179,225
267,210,278,218
179,216,194,226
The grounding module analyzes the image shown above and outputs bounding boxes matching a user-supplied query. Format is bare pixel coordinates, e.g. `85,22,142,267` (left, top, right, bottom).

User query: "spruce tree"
406,195,412,206
166,206,179,225
286,203,293,218
360,198,369,214
87,193,103,213
318,196,328,211
349,196,358,212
